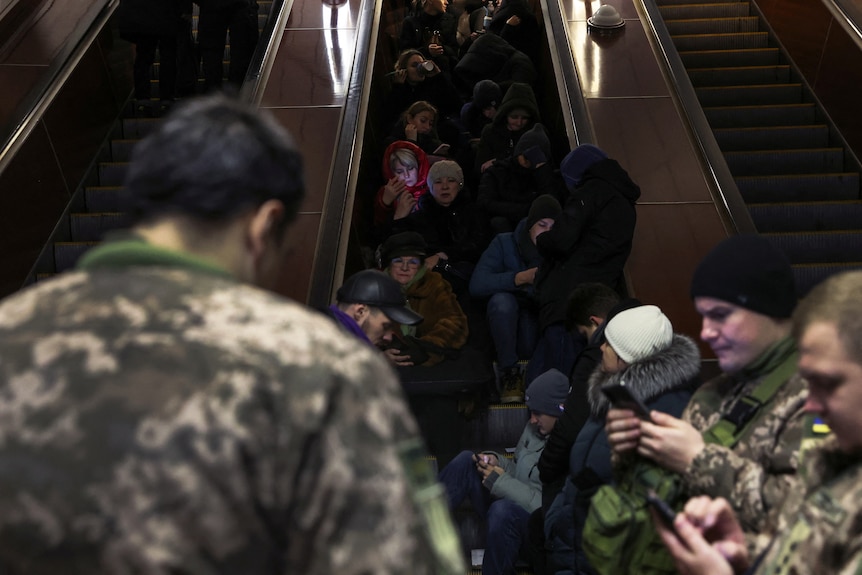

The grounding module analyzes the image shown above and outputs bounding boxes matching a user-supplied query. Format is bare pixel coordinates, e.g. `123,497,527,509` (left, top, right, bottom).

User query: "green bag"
581,461,682,575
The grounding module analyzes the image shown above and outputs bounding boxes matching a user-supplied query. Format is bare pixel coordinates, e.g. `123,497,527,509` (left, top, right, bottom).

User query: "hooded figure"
460,79,503,139
534,144,641,331
373,140,432,229
474,82,541,174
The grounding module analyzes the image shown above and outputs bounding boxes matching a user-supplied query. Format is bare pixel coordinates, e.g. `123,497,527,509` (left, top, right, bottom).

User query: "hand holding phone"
601,381,652,421
646,489,678,535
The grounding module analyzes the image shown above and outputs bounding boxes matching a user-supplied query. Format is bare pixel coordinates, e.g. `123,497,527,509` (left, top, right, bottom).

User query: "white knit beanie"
603,305,673,364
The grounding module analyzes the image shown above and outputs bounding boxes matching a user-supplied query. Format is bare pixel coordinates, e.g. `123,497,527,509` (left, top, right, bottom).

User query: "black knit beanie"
526,194,561,229
473,79,502,110
690,234,797,318
514,123,551,160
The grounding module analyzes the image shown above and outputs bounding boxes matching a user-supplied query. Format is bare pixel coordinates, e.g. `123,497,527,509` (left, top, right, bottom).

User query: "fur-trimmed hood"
587,333,700,417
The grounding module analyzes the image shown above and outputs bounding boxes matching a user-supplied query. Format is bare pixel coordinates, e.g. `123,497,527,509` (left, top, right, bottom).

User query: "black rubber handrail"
0,0,116,177
638,0,757,234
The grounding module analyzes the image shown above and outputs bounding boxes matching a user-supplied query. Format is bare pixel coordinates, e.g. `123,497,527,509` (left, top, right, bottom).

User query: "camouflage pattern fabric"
753,435,862,575
0,267,464,574
682,369,808,534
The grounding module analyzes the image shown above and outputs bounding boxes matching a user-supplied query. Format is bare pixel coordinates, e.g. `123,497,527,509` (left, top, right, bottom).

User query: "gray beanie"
604,305,673,364
525,368,569,416
426,160,464,188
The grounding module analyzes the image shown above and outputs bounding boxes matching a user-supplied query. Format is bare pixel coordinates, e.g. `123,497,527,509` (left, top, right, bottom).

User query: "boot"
499,365,525,403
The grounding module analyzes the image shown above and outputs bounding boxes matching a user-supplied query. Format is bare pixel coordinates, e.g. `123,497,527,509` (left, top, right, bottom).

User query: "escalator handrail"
0,0,117,178
638,0,757,234
823,0,862,51
540,0,592,148
241,0,291,104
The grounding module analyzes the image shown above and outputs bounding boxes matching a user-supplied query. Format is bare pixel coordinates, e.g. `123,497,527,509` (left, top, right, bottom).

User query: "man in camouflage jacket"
607,235,809,536
655,270,862,575
0,95,463,575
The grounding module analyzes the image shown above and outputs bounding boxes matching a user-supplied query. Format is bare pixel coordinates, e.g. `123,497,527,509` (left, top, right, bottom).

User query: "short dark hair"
566,283,620,330
125,94,305,230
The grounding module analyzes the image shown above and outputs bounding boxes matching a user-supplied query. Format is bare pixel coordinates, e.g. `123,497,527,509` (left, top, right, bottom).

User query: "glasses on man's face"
392,257,422,267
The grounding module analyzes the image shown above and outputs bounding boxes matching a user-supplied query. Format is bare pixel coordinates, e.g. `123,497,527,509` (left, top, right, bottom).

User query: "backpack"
581,460,681,575
581,349,799,575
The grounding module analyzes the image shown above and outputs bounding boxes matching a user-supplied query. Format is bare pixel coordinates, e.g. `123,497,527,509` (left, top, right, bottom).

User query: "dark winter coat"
454,32,536,96
469,218,541,304
399,10,460,72
477,157,561,230
385,73,464,125
487,0,540,64
394,189,491,266
474,82,540,173
119,0,189,39
544,334,701,575
535,158,641,329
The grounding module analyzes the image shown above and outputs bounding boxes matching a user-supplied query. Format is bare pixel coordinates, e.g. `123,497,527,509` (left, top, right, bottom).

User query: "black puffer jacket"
454,32,536,96
535,158,641,329
473,82,540,173
119,0,190,39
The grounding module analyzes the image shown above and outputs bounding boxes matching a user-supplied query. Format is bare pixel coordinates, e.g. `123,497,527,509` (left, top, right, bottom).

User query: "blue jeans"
486,293,539,368
525,322,584,384
438,450,531,575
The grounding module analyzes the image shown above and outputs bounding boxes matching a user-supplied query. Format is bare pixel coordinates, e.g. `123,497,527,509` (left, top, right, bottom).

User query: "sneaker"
499,365,524,403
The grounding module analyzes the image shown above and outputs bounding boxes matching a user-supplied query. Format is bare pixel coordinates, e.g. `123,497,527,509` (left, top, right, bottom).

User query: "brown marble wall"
561,0,730,347
0,3,132,297
757,0,862,163
261,0,362,304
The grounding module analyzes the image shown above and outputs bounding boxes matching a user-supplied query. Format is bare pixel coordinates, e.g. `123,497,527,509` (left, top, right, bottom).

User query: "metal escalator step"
749,201,862,232
725,147,844,176
687,64,790,87
679,47,780,68
70,213,133,242
664,16,759,35
765,231,862,264
703,103,816,128
122,117,161,138
85,186,130,212
671,31,768,51
466,404,528,452
714,124,829,151
792,262,862,296
736,173,860,202
110,139,140,162
98,162,130,187
695,83,803,107
55,242,99,272
659,2,750,19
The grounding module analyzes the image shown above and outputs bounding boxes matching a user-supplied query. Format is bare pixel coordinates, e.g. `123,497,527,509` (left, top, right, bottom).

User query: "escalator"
656,0,862,294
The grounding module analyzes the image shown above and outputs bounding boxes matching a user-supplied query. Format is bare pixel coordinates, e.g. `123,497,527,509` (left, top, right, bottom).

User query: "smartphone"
433,143,451,155
601,381,652,420
646,489,678,534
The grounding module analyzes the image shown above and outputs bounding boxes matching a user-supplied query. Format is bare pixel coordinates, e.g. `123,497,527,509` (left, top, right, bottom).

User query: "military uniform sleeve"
682,379,808,533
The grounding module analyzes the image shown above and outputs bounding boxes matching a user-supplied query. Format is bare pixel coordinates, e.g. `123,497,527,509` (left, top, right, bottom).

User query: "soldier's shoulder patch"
811,416,831,435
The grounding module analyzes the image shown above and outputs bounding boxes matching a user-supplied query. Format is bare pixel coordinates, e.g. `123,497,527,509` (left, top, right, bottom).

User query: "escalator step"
658,3,750,19
98,162,130,187
688,64,790,87
725,148,844,176
737,173,860,203
122,117,161,138
85,187,130,212
70,213,133,241
110,139,140,162
671,31,768,51
792,262,862,296
664,16,759,35
466,404,528,451
55,242,99,272
714,124,829,151
749,201,862,232
679,47,780,68
765,231,862,264
695,83,803,107
703,103,816,128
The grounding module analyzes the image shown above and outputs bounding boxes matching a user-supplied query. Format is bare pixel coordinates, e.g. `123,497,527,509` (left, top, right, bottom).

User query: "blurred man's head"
565,282,621,339
794,271,862,454
124,95,306,291
690,235,796,374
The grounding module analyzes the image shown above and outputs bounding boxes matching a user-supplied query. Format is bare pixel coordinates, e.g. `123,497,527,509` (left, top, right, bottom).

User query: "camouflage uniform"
681,338,808,533
752,434,862,575
0,240,464,575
